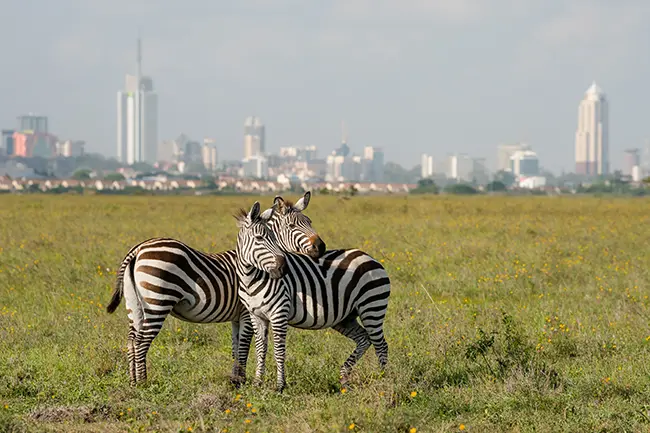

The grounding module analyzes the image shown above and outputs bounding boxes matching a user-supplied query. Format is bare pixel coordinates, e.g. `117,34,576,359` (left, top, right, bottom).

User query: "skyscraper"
575,81,609,176
421,154,434,178
623,148,640,177
117,38,158,165
243,117,265,159
17,114,48,134
497,143,530,172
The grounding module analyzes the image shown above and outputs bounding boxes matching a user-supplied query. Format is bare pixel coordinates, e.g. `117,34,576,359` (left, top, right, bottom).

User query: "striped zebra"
105,191,325,387
234,201,390,392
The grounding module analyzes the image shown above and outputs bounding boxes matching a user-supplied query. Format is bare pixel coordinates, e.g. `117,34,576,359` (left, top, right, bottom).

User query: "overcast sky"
1,0,649,172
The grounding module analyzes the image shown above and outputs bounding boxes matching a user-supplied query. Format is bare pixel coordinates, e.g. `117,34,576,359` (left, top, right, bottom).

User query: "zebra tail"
107,244,139,314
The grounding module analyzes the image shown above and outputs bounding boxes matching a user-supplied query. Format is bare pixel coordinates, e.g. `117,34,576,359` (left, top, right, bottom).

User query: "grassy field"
1,194,649,432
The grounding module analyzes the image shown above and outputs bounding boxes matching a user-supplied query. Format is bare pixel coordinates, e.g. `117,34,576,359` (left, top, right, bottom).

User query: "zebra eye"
255,235,264,241
288,223,296,229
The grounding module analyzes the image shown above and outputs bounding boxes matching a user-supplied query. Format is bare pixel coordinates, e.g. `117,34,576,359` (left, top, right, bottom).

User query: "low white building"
242,155,268,178
518,176,546,189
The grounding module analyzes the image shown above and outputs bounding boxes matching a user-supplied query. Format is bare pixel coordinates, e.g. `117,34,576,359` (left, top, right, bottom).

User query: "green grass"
1,195,649,432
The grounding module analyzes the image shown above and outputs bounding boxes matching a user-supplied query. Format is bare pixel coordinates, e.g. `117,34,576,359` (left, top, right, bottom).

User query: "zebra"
105,191,326,387
234,201,390,392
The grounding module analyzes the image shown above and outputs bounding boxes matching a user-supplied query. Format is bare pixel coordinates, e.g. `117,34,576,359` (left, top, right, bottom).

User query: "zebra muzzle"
269,255,286,279
309,236,327,259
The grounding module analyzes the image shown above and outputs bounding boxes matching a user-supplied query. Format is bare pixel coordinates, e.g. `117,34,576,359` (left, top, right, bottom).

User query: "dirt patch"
29,405,112,423
191,393,231,413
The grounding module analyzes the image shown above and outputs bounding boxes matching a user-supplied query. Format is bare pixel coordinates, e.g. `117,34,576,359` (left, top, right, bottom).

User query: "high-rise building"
17,114,48,134
243,117,265,159
184,140,203,164
421,154,434,178
447,153,473,181
1,130,15,156
510,150,540,177
471,157,489,185
11,131,57,158
157,140,176,163
575,81,609,176
335,121,350,157
623,149,640,177
117,38,158,165
55,140,85,157
362,146,384,182
497,143,530,172
202,138,218,171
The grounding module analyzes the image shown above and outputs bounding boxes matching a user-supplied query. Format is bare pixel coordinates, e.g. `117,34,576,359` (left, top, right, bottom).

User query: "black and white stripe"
235,202,391,392
105,192,326,386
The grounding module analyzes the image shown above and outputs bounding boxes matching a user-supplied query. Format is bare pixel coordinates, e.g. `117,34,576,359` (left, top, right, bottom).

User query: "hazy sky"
1,0,649,172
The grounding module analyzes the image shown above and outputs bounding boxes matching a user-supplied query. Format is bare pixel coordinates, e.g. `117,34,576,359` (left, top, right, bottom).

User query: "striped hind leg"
359,310,389,371
127,326,137,386
333,318,372,384
133,325,162,383
124,277,168,385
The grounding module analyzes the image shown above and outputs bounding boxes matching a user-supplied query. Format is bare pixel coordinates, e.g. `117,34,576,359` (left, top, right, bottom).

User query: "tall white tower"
117,38,158,165
243,117,265,159
575,81,609,176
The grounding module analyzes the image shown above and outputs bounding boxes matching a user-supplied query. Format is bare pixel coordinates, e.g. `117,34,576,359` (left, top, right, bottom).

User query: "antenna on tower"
341,120,347,144
136,33,142,81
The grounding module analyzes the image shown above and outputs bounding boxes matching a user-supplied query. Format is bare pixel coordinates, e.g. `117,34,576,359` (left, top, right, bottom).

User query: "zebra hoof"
276,386,285,394
230,377,245,388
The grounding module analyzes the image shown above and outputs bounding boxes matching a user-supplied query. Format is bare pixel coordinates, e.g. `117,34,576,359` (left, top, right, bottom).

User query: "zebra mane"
233,208,248,222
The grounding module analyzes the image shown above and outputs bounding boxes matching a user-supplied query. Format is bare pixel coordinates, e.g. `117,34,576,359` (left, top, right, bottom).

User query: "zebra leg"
333,318,372,384
359,317,388,371
269,318,289,393
250,315,269,387
134,326,162,384
127,326,137,386
236,309,254,385
230,309,254,386
230,319,243,386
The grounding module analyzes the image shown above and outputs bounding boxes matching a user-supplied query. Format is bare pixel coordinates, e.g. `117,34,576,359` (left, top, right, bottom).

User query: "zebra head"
235,201,287,279
271,191,327,259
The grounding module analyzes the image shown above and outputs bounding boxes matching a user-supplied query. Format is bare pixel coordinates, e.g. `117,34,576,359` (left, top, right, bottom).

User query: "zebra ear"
248,201,261,222
294,191,311,212
259,207,274,222
274,196,288,215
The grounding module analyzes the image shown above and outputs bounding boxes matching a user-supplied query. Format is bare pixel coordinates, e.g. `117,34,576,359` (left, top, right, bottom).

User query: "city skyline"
1,1,649,172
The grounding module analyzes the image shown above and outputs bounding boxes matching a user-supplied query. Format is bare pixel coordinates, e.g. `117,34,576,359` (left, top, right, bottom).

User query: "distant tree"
444,183,478,195
411,178,439,195
383,162,420,183
486,180,507,192
493,170,515,187
72,169,92,180
104,172,125,181
203,179,218,190
131,162,155,172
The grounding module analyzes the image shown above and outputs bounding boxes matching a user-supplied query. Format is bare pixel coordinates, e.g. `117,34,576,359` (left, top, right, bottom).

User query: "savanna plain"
1,195,649,433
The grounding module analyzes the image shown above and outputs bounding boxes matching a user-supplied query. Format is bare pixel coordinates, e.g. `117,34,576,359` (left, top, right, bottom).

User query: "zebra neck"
235,260,266,292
